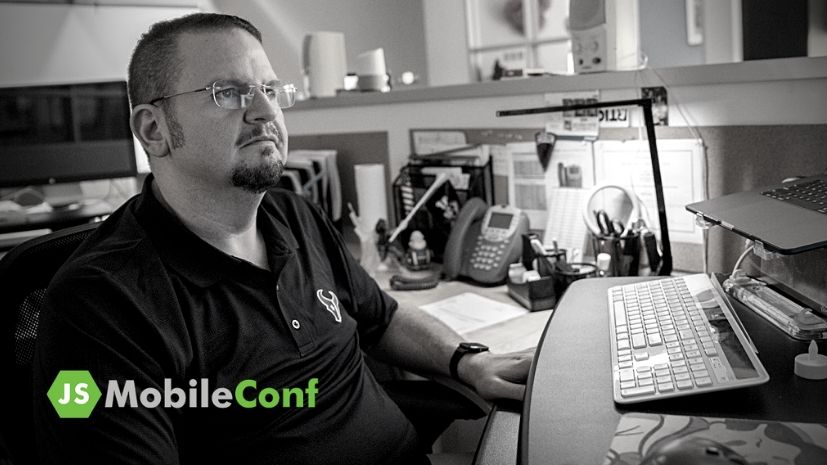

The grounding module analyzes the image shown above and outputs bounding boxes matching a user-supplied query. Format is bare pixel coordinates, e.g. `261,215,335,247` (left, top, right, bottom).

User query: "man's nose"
244,88,278,124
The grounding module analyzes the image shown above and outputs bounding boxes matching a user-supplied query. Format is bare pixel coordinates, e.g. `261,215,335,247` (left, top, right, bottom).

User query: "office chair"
0,222,486,463
0,222,100,465
367,359,488,456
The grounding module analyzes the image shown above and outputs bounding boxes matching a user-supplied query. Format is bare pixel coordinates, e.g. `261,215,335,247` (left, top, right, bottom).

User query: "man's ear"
130,104,170,158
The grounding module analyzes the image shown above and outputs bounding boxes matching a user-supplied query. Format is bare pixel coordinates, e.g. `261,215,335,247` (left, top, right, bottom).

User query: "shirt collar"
135,174,298,287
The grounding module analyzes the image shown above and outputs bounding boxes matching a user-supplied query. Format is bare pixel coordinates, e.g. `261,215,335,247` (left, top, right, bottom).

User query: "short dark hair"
127,13,262,108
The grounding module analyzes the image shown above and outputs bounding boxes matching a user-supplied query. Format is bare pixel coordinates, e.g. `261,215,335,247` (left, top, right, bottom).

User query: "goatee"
231,157,284,194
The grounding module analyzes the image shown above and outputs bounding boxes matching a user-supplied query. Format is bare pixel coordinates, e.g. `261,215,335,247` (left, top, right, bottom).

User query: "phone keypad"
470,241,506,270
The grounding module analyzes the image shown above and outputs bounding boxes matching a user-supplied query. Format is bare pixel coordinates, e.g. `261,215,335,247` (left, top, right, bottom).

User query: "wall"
209,0,429,90
0,3,196,87
423,0,470,86
639,0,704,67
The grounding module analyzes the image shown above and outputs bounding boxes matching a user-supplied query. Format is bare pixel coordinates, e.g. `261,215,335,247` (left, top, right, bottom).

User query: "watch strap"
449,342,489,382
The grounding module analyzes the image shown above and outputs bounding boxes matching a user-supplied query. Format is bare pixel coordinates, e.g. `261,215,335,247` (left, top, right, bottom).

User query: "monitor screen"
0,80,137,188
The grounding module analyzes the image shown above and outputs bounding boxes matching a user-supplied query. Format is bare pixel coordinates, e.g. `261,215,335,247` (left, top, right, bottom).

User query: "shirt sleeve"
33,267,182,465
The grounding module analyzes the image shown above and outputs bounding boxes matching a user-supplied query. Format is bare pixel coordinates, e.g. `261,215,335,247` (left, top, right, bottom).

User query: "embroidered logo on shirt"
316,289,342,323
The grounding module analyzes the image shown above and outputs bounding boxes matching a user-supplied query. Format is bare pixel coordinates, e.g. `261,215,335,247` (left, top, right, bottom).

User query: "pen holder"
590,232,641,277
521,233,566,277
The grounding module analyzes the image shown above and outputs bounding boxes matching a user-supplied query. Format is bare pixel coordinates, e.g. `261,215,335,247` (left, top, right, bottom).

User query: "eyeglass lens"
212,81,296,110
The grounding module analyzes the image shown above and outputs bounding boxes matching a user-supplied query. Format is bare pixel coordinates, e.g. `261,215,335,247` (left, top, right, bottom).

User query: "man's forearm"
371,304,463,378
371,304,535,401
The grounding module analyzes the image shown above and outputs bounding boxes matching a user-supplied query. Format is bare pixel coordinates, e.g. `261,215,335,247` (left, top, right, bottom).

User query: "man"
32,13,533,465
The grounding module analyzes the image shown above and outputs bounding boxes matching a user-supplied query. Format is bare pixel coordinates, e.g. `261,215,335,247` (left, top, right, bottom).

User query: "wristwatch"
449,342,490,382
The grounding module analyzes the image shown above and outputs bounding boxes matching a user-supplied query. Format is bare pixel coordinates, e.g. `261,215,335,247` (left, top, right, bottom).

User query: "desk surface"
0,201,111,234
378,271,551,354
522,276,827,465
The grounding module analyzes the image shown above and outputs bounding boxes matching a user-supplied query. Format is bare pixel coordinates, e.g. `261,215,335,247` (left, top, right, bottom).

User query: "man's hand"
457,347,536,401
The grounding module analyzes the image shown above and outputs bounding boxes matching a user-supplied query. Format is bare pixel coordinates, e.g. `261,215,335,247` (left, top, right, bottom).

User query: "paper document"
594,139,705,244
507,140,593,232
420,292,527,334
543,187,590,256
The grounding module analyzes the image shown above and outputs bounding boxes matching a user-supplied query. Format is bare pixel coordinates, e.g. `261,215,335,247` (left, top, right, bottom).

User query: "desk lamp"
496,98,672,275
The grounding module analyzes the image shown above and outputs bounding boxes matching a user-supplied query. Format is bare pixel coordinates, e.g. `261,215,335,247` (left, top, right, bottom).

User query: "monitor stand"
42,183,85,210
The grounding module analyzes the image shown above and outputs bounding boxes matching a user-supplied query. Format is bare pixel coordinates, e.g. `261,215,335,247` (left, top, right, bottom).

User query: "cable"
730,242,755,279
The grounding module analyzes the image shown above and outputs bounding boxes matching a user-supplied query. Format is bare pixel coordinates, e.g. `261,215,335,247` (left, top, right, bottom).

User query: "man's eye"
217,87,240,98
263,87,277,98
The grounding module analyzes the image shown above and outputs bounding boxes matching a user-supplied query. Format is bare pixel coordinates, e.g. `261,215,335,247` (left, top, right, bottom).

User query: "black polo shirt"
33,176,422,464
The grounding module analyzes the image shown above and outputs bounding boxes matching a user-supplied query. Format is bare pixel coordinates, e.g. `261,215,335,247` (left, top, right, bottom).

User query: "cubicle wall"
294,125,826,275
289,131,391,227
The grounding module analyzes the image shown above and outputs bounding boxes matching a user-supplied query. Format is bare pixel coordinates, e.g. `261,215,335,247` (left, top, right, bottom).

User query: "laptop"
686,173,827,254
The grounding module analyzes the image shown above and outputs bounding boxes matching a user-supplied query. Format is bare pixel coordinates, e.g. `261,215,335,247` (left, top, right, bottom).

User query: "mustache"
236,124,282,147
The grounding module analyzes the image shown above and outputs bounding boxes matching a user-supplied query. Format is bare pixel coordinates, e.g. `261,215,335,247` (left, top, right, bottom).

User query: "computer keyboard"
608,274,769,404
762,178,827,214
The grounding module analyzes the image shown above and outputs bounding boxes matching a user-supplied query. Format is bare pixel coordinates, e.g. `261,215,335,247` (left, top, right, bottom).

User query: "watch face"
461,342,489,352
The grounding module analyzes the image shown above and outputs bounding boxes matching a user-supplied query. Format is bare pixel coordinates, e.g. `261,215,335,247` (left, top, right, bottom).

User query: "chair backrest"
0,223,100,465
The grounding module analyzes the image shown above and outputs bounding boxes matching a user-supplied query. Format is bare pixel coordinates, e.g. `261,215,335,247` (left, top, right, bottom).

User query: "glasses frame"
148,80,296,109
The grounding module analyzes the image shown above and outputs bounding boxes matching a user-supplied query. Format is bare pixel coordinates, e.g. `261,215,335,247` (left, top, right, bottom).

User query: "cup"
552,262,597,296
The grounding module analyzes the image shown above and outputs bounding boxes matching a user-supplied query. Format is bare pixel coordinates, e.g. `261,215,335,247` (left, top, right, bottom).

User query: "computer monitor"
0,80,137,206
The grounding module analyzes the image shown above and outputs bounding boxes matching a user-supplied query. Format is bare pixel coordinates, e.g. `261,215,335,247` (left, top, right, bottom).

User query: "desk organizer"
508,276,556,311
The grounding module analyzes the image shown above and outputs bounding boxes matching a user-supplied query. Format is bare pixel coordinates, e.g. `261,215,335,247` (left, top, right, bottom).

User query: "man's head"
128,13,290,195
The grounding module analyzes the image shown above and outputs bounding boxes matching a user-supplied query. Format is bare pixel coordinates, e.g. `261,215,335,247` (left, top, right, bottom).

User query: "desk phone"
443,198,528,285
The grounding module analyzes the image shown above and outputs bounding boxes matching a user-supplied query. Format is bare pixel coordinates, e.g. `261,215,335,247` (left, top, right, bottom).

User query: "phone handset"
443,197,488,280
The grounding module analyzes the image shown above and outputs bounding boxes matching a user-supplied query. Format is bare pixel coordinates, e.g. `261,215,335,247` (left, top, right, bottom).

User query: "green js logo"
46,370,102,418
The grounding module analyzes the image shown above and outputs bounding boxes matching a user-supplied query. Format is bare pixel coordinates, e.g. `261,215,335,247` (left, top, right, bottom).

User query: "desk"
0,201,111,235
379,272,551,355
519,276,827,465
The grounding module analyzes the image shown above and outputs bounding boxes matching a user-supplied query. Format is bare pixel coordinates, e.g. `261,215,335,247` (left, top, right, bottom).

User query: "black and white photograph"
1,1,826,464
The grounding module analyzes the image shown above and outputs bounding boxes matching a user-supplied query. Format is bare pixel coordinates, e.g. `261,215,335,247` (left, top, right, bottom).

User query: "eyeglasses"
149,80,297,110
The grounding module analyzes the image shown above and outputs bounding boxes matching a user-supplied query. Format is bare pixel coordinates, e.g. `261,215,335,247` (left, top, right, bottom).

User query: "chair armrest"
472,400,521,465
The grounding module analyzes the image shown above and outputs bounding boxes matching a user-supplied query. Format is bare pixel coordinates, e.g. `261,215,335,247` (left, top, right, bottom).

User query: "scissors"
594,210,625,237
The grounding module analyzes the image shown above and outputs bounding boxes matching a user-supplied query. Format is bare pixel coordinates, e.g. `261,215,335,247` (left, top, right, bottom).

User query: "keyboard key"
613,302,627,325
619,369,635,382
657,382,675,393
620,381,636,389
695,377,712,387
632,334,647,349
674,372,691,381
676,380,694,390
638,377,654,386
634,351,649,361
693,369,710,379
621,385,656,398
